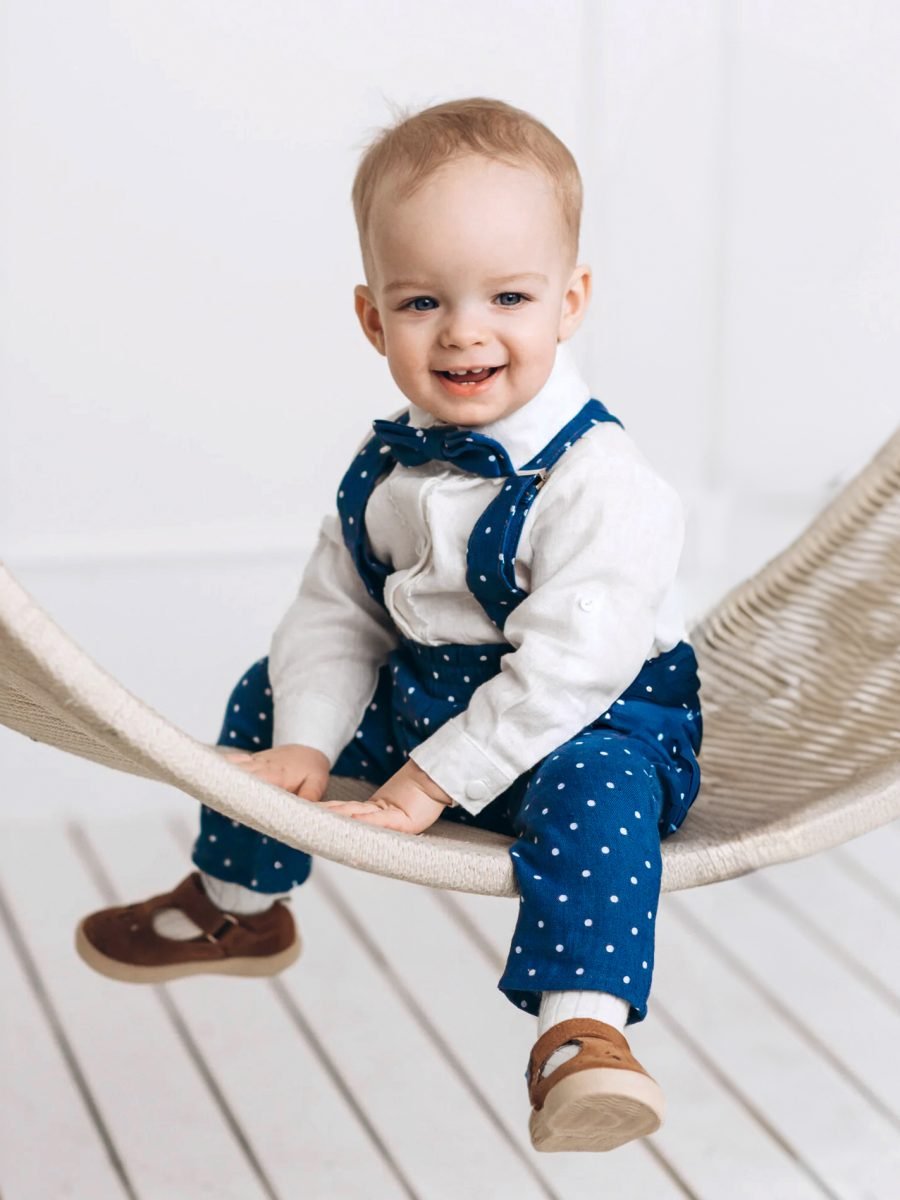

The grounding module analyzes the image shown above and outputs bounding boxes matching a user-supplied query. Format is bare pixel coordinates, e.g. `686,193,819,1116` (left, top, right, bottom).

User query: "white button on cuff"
578,597,595,611
465,779,490,801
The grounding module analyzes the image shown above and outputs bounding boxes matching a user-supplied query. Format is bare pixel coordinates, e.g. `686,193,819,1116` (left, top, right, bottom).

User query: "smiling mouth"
434,366,504,384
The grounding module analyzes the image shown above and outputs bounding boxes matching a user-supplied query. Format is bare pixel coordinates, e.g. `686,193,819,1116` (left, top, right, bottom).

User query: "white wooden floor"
2,810,899,1200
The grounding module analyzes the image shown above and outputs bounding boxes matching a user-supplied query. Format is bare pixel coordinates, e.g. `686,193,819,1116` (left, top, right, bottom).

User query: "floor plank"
313,853,690,1200
0,892,128,1200
242,842,555,1200
0,823,273,1200
660,882,900,1199
744,850,900,1008
4,813,899,1199
671,871,900,1119
451,886,834,1200
166,814,557,1200
78,816,412,1200
834,826,900,911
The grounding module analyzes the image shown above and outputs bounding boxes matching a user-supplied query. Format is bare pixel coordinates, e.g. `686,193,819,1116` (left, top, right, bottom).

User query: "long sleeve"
269,508,400,765
408,442,686,815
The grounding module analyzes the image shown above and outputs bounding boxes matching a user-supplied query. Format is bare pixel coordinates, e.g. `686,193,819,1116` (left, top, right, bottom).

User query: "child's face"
354,155,591,428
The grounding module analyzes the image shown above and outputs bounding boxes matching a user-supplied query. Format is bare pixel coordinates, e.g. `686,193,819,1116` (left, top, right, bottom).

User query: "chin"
435,401,501,428
411,373,522,428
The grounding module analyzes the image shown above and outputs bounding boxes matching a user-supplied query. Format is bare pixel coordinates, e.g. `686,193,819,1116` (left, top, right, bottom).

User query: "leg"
497,728,670,1026
501,728,686,1152
75,658,400,982
192,657,314,892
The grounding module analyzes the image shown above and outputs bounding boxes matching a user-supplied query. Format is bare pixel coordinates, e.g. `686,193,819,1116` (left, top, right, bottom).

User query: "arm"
269,506,399,765
408,439,686,815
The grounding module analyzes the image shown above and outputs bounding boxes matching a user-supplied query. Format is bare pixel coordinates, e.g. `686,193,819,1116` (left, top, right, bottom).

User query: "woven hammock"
2,425,898,898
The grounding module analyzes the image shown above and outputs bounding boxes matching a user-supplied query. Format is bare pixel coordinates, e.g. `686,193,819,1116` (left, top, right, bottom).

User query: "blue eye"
403,296,438,311
496,292,527,306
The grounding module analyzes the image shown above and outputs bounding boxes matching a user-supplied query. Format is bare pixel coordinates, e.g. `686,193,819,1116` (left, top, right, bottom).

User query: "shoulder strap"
335,429,399,606
465,399,624,632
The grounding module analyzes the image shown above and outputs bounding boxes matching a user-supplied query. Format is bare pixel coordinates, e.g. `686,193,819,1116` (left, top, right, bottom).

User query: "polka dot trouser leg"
191,657,313,893
497,729,666,1026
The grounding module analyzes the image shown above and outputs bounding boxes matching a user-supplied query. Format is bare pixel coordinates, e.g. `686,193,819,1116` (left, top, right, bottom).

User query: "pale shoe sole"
74,920,302,984
529,1066,665,1153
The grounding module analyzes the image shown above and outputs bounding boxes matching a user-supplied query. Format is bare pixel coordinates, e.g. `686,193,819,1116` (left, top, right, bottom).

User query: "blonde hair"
351,96,582,282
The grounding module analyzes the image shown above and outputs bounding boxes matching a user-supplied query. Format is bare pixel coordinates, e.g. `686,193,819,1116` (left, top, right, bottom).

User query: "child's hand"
319,758,454,835
220,743,331,803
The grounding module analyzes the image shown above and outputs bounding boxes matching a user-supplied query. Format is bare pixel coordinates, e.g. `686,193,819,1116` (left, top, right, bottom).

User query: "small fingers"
350,809,410,832
319,800,373,815
317,799,412,832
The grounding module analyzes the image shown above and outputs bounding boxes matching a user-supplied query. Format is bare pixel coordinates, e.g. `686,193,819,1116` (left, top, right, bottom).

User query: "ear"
557,263,592,343
354,284,387,356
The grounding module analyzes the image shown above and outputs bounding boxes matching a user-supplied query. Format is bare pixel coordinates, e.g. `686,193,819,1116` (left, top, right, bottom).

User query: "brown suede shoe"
527,1018,665,1152
75,871,301,984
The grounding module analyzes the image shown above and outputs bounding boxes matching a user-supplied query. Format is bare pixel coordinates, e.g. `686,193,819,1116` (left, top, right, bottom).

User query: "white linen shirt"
269,343,690,817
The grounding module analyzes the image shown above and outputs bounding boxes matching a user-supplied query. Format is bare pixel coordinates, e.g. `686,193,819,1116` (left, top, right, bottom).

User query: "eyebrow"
384,272,549,294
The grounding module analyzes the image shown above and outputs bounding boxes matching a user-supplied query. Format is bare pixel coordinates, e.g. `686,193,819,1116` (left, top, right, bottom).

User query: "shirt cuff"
408,717,517,816
272,691,358,768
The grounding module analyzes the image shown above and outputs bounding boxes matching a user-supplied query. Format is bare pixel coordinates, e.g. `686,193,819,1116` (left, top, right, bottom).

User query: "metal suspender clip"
525,468,550,491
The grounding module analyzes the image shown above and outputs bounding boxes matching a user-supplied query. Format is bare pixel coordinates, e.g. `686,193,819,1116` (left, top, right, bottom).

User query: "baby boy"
76,96,703,1154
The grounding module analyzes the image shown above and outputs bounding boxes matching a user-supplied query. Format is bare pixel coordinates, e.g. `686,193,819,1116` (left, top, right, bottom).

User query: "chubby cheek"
508,317,556,361
385,355,418,397
510,343,557,384
383,326,427,374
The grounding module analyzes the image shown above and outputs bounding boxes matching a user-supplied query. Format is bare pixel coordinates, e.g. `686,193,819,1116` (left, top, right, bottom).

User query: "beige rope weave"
2,424,898,897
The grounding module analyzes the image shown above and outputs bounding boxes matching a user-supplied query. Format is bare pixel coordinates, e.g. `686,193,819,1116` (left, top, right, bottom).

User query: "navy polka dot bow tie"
371,413,519,478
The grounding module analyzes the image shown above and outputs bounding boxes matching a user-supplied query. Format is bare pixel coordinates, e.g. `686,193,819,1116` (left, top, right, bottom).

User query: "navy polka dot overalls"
192,398,703,1026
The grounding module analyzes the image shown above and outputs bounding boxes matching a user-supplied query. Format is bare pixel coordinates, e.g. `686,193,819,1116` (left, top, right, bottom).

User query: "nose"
438,305,488,351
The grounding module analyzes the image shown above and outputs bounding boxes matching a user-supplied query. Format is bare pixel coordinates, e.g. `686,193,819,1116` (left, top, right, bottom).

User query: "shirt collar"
405,343,591,470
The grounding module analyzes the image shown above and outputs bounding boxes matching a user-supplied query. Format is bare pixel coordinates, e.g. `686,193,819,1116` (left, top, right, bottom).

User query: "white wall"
1,1,588,559
2,0,898,602
3,0,899,820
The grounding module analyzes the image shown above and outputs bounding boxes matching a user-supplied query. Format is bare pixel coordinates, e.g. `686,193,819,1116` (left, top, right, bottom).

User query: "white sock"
536,991,630,1077
152,871,291,941
199,872,291,915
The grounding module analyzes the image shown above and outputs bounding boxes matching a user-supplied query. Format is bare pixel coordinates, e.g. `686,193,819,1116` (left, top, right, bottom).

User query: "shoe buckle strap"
526,1018,633,1108
204,912,239,943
